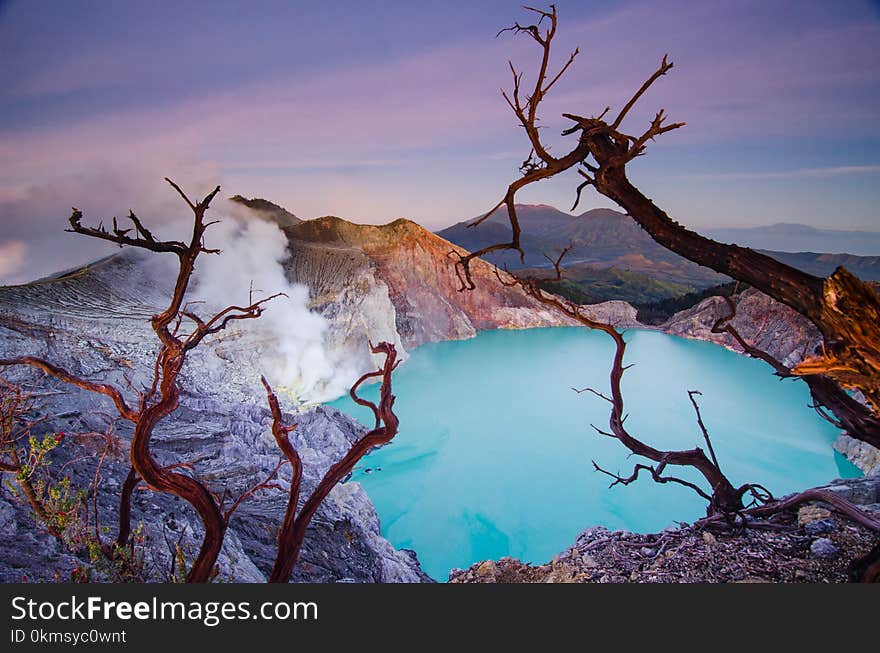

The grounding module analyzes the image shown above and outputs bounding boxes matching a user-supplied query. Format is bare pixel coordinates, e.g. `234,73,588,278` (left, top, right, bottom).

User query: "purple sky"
1,0,879,283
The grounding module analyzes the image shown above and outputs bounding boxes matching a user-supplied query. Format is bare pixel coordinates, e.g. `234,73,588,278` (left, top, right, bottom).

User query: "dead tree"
494,267,767,514
452,4,880,449
256,341,400,583
711,294,880,444
495,265,880,575
464,5,880,579
0,179,280,581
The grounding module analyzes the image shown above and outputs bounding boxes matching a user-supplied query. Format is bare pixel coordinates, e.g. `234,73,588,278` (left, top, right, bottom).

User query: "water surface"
329,328,858,580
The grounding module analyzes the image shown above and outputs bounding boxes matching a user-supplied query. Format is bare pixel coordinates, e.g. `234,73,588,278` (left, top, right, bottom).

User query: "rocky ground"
450,475,880,583
0,247,431,583
0,394,431,583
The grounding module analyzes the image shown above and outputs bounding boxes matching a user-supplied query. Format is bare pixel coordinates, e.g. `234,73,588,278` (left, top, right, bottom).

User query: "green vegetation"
533,266,694,306
531,264,740,326
635,282,741,325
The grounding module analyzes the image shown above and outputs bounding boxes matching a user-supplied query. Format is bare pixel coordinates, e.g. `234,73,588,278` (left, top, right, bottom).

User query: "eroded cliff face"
281,238,405,376
283,217,585,350
660,289,880,474
661,288,822,368
833,435,880,476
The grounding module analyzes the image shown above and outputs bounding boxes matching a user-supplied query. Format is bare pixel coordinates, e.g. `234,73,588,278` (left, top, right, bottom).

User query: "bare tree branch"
0,356,136,421
459,4,880,454
223,456,288,525
592,458,713,502
266,341,401,583
687,390,720,470
611,53,674,129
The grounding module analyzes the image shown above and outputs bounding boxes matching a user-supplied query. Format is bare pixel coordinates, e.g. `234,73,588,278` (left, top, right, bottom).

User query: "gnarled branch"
462,4,880,449
0,356,136,421
711,293,880,448
266,341,401,583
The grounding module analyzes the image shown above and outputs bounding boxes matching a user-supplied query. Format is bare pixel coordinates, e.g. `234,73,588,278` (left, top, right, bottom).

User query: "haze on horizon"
1,0,879,284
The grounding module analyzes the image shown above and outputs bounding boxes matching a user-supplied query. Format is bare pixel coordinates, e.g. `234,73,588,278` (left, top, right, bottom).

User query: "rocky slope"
0,251,428,582
282,216,583,352
833,436,880,476
229,195,301,227
661,287,821,369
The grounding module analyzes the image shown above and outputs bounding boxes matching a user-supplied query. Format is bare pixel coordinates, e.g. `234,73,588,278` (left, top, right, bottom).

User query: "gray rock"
833,434,880,477
810,538,839,558
661,288,821,367
804,519,836,536
574,526,609,547
818,476,880,505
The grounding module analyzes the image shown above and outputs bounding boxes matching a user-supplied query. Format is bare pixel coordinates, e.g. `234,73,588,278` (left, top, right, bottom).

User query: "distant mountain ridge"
438,204,713,275
437,205,880,291
754,250,880,280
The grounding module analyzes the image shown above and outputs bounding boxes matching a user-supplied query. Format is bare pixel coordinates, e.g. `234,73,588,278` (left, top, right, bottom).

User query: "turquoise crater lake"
328,327,858,581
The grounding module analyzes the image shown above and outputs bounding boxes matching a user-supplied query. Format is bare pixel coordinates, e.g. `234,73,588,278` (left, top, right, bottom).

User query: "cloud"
675,165,880,181
191,214,358,403
1,0,879,261
0,161,222,285
0,240,26,279
0,34,513,179
541,0,880,144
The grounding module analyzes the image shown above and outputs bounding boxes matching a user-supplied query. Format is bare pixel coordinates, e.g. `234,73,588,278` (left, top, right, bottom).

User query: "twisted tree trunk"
454,4,880,446
461,5,880,581
584,152,880,416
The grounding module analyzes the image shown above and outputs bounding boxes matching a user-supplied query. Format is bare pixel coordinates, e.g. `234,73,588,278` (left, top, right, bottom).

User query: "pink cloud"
0,241,27,280
4,1,876,187
0,35,519,183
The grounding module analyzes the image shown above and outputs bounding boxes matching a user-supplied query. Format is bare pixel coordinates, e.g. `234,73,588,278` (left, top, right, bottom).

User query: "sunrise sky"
1,0,879,283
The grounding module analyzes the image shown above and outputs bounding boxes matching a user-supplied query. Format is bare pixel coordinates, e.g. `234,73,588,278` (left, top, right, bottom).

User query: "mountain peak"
228,195,301,228
286,214,431,251
577,207,628,220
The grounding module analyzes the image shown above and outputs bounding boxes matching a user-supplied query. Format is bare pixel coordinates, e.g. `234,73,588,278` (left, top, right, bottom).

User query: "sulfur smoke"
191,213,358,404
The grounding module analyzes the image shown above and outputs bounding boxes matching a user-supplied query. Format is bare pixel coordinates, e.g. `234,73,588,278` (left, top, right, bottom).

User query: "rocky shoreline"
450,475,880,583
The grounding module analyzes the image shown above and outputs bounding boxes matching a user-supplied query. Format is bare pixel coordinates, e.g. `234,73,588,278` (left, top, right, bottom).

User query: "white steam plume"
191,214,357,403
